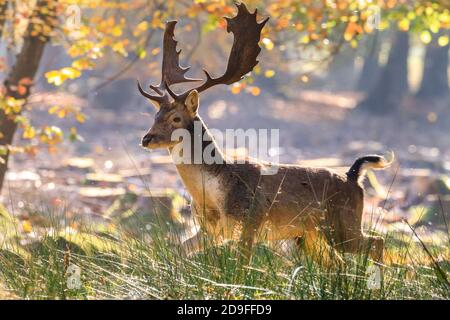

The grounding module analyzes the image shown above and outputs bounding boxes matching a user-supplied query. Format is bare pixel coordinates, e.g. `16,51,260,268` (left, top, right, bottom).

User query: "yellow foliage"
22,220,32,234
72,58,94,70
151,48,160,56
438,35,449,46
398,18,410,31
45,70,64,86
61,67,81,79
76,113,86,123
265,70,275,78
48,105,59,114
1,97,24,115
262,38,274,50
23,126,36,139
420,30,432,44
134,21,149,36
57,109,66,118
231,85,241,95
112,40,128,57
40,126,64,145
2,0,450,162
111,25,123,37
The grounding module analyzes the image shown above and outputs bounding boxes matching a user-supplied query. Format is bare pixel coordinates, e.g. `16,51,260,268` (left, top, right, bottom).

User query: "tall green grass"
0,201,448,300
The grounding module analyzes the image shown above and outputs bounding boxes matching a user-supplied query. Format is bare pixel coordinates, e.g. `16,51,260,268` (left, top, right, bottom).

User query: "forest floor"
0,89,449,299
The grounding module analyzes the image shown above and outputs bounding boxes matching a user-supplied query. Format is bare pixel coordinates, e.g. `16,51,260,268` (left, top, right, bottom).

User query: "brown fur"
142,91,388,264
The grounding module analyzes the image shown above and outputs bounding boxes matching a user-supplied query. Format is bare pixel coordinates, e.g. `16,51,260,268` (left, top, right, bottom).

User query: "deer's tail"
346,152,394,182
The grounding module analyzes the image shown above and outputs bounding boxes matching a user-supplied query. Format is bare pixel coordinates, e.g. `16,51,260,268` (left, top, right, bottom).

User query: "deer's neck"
169,116,226,203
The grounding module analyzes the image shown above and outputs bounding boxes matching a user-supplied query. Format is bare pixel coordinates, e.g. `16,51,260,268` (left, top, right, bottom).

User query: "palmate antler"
138,2,269,105
137,21,201,105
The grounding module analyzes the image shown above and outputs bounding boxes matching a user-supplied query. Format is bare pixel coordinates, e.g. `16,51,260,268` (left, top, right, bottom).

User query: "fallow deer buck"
138,3,392,265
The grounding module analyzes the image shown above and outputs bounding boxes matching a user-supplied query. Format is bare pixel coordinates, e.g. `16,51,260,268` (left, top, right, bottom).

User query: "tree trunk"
0,0,8,37
0,0,56,192
328,46,358,91
357,31,381,92
416,33,449,99
358,31,410,114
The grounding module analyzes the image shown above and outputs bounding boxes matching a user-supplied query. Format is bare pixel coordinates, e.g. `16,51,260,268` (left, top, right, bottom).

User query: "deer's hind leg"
332,203,385,263
363,235,384,263
339,234,384,263
298,229,344,267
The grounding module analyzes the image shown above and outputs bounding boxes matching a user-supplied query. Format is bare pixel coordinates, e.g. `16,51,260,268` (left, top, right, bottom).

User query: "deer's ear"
184,90,199,116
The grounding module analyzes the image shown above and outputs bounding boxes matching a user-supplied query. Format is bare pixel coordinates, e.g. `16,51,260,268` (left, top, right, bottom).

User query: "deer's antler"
175,2,269,101
138,3,268,104
137,21,201,105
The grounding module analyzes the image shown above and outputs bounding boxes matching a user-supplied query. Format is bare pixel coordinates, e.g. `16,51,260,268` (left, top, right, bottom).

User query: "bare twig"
87,1,166,95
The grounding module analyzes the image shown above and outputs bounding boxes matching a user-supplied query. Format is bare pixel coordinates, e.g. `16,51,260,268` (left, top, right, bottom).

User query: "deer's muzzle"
141,133,155,147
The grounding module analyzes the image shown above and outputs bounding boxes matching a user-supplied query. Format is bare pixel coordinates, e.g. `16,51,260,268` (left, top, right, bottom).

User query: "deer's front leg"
238,193,265,264
239,220,257,264
181,230,205,255
180,204,206,255
181,228,225,255
180,204,222,255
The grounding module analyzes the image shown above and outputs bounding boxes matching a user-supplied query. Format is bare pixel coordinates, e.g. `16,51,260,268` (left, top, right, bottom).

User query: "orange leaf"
17,85,27,96
19,77,33,86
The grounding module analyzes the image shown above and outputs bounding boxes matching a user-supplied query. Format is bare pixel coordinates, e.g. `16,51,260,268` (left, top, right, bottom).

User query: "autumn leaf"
17,85,27,96
61,67,81,79
111,25,123,37
262,38,274,50
76,113,86,123
72,58,94,70
134,21,148,36
57,109,66,118
249,86,261,96
420,30,432,44
19,77,33,86
23,126,36,139
438,35,449,46
136,48,147,59
48,105,59,114
22,220,33,233
231,85,241,95
265,70,275,78
45,70,64,86
112,41,128,57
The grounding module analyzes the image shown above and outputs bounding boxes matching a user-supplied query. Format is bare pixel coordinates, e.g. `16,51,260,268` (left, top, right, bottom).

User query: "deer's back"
220,162,364,240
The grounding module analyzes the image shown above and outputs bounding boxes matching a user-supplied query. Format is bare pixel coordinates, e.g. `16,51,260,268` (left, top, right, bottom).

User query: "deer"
137,3,392,265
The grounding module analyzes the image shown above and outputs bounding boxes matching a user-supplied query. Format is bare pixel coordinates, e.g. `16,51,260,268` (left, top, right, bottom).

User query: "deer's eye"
173,117,181,123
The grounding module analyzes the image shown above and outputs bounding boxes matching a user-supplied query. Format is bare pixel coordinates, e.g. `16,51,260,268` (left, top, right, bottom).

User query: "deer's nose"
141,133,154,147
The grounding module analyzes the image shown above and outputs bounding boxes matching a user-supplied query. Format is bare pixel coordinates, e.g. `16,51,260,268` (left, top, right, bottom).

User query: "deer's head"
138,3,268,149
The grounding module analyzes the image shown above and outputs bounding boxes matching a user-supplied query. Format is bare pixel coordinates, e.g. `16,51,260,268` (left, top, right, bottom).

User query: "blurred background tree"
0,0,181,190
0,0,449,193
